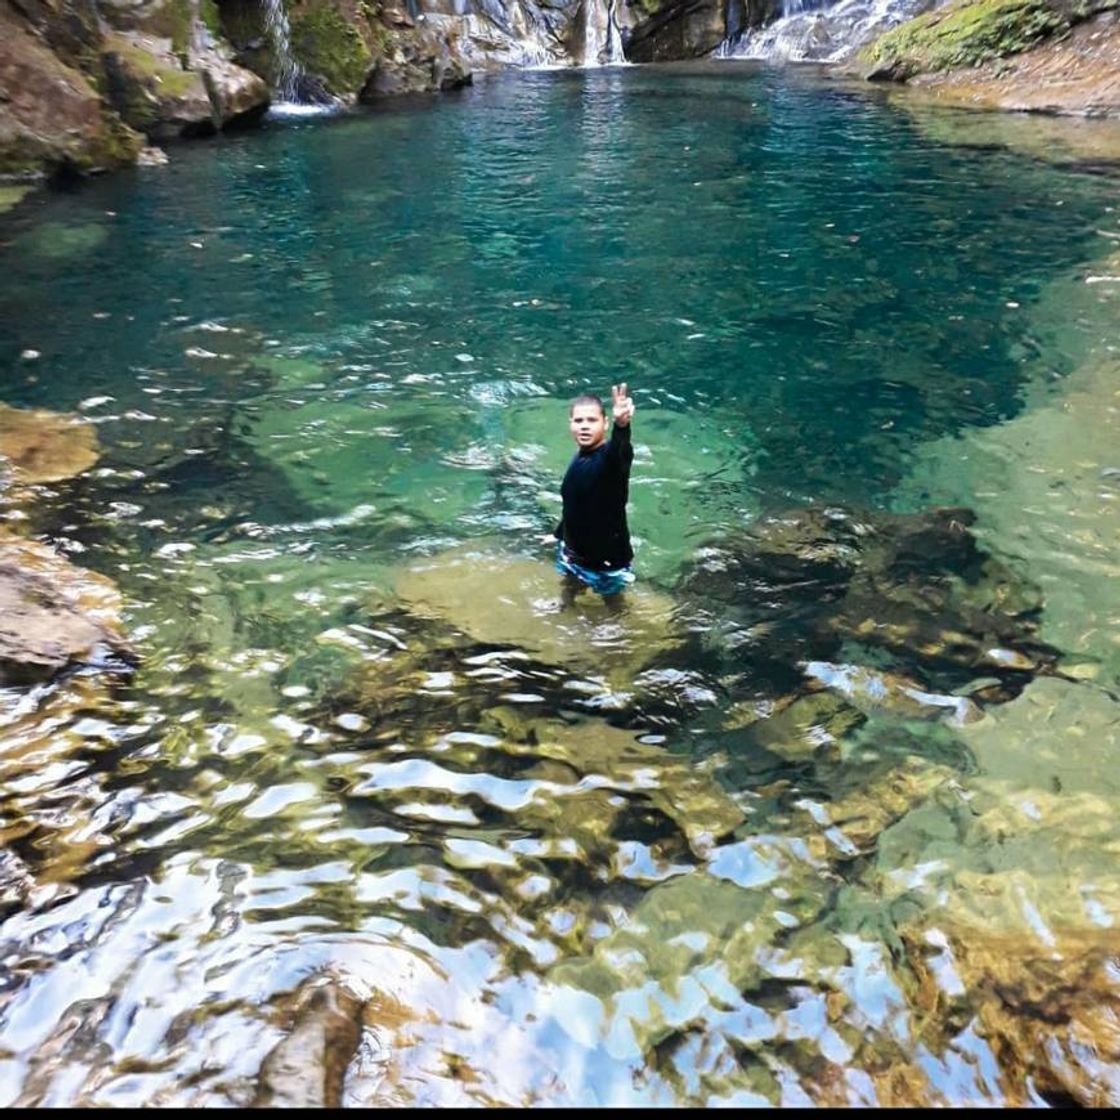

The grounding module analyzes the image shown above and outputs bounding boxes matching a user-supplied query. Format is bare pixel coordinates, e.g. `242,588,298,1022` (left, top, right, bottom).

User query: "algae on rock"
859,0,1118,80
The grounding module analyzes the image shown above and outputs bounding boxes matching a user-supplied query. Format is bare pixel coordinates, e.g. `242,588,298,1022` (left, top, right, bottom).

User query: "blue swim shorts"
556,544,636,597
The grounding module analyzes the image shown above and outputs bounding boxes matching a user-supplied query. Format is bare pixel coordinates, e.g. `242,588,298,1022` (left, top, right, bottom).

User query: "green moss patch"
82,111,146,172
100,33,202,131
861,0,1072,78
198,0,223,37
0,185,34,214
108,37,198,97
289,3,373,95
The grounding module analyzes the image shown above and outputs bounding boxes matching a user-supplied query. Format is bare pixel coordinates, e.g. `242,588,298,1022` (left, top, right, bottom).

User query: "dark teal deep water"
1,63,1119,1107
1,64,1111,529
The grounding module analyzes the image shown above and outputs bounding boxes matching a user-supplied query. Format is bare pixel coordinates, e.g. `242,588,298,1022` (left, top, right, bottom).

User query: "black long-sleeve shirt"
553,423,634,571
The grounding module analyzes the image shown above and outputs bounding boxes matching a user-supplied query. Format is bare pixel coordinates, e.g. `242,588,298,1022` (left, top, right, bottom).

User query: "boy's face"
570,403,607,450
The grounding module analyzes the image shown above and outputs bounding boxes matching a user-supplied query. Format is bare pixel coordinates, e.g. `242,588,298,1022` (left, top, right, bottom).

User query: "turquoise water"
1,62,1119,1106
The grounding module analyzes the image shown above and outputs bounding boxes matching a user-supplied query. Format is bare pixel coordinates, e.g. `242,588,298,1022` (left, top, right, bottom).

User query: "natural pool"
1,60,1119,1106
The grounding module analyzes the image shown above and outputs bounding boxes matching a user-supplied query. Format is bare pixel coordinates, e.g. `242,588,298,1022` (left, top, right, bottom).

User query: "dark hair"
569,393,604,417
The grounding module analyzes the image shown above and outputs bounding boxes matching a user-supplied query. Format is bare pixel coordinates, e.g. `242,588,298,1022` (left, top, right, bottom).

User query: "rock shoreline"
858,2,1120,120
2,0,1117,193
0,403,134,686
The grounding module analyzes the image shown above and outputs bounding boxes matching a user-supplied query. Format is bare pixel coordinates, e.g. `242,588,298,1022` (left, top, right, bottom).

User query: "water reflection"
1,63,1119,1106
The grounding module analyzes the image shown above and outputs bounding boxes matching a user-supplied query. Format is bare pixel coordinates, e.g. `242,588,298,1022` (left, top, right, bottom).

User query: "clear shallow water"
1,61,1119,1106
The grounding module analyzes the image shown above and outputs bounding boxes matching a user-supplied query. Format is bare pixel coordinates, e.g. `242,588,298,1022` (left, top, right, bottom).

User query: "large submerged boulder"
393,542,682,682
675,503,1056,714
0,403,132,685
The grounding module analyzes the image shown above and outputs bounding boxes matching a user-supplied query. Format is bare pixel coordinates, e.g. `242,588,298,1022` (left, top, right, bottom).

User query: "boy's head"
569,393,607,450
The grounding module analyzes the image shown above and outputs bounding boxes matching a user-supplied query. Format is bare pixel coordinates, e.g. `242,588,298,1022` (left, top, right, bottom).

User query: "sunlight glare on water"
1,61,1119,1107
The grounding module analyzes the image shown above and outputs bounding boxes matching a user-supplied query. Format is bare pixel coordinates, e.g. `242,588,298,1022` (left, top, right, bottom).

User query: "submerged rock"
898,350,1120,676
484,704,745,858
904,924,1120,1106
809,755,959,854
676,503,1053,708
393,543,682,685
545,841,835,1072
0,402,100,485
0,535,132,685
0,847,38,919
803,660,983,727
736,688,865,762
256,980,364,1107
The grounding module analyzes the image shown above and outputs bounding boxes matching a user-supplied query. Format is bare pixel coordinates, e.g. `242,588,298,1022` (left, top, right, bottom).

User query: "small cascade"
715,0,943,63
578,0,626,66
261,0,303,102
606,0,625,63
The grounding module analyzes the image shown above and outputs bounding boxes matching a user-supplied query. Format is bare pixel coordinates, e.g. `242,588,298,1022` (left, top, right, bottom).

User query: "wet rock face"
621,0,730,62
358,17,474,99
100,29,270,139
1,0,267,177
0,4,144,179
617,0,778,62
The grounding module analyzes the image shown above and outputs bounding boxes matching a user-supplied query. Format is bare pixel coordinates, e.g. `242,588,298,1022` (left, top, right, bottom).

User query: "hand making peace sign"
611,382,635,428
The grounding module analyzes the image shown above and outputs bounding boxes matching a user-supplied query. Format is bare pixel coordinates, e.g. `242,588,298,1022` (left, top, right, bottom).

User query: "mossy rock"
198,0,223,37
289,1,373,96
0,106,142,179
0,186,34,214
0,6,144,178
98,0,195,55
860,0,1076,79
90,109,148,170
100,32,207,134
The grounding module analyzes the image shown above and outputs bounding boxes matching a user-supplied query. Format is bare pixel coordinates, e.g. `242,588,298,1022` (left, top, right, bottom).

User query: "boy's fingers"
619,382,628,401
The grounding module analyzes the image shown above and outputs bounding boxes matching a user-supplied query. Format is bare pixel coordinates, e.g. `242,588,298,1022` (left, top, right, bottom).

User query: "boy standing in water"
551,383,636,598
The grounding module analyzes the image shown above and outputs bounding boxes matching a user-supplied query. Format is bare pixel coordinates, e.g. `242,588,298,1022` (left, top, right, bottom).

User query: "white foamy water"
717,0,944,62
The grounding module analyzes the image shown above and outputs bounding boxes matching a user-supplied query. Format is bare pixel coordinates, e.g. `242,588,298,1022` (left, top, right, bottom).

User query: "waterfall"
579,0,625,66
261,0,303,101
607,0,624,63
715,0,944,63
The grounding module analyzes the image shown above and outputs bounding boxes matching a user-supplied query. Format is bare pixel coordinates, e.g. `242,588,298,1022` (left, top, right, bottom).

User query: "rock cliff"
0,0,779,182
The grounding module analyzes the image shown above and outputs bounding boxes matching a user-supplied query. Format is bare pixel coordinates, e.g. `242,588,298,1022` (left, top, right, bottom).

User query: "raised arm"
608,382,635,468
611,382,634,428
